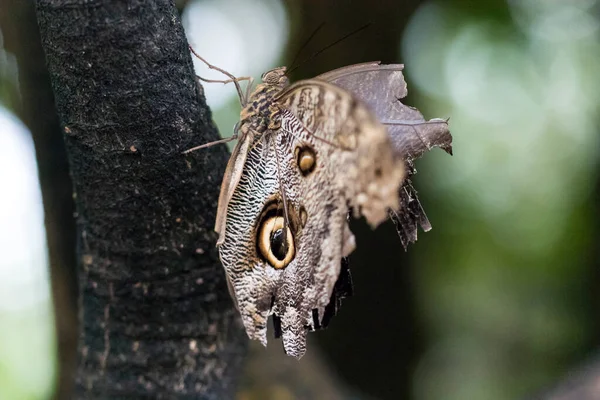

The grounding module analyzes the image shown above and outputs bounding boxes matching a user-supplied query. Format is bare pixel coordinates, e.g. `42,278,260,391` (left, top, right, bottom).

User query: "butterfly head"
261,67,289,88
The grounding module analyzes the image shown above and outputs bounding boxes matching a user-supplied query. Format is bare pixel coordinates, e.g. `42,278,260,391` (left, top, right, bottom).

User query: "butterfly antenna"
287,22,372,75
288,22,326,72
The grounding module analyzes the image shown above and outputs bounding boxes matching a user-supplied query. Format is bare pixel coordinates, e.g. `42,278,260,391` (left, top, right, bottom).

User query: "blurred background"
1,0,599,399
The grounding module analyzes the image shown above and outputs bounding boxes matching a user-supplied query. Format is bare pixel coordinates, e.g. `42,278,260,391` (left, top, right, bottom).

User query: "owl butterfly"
186,50,452,358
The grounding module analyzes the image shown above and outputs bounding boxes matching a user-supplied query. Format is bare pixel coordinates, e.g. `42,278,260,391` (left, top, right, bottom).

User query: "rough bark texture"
36,0,247,398
0,2,79,398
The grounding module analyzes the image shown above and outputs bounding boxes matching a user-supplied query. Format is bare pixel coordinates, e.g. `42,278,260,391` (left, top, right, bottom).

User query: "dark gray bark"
35,0,247,398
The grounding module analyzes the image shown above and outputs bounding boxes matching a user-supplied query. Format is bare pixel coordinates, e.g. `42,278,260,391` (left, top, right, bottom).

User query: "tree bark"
36,0,247,398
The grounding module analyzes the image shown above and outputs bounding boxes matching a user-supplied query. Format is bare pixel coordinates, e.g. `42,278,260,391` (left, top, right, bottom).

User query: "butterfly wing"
272,81,405,356
276,80,407,226
217,132,283,345
317,62,453,248
214,131,254,245
218,80,406,358
217,124,352,358
316,62,452,158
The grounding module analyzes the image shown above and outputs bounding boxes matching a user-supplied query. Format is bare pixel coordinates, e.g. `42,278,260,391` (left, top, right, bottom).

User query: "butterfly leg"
196,75,252,85
181,134,238,154
188,45,249,106
244,77,255,102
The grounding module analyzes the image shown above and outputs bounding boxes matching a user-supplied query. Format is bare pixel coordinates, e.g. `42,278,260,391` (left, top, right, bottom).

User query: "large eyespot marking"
295,146,316,176
257,206,295,269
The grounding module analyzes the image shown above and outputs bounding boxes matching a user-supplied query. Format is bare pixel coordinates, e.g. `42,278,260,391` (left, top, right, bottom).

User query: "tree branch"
36,0,247,398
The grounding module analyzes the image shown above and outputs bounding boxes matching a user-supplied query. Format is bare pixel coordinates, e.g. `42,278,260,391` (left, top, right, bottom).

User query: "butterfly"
185,49,452,358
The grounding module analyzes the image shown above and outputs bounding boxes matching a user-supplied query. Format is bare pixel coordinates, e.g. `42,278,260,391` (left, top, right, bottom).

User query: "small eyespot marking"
295,146,316,176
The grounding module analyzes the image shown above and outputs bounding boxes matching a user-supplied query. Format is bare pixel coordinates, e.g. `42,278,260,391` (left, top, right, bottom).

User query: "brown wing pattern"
276,80,406,227
318,62,453,248
241,81,404,357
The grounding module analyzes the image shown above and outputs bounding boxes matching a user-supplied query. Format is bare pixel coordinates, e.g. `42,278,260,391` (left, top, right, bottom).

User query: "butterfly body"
239,67,289,132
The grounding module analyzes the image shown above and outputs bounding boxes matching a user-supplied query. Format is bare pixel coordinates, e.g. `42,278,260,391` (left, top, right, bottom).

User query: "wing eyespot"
257,215,295,269
295,146,317,176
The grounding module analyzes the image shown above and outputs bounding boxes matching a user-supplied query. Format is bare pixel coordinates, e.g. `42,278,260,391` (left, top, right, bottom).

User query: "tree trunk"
36,1,247,398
